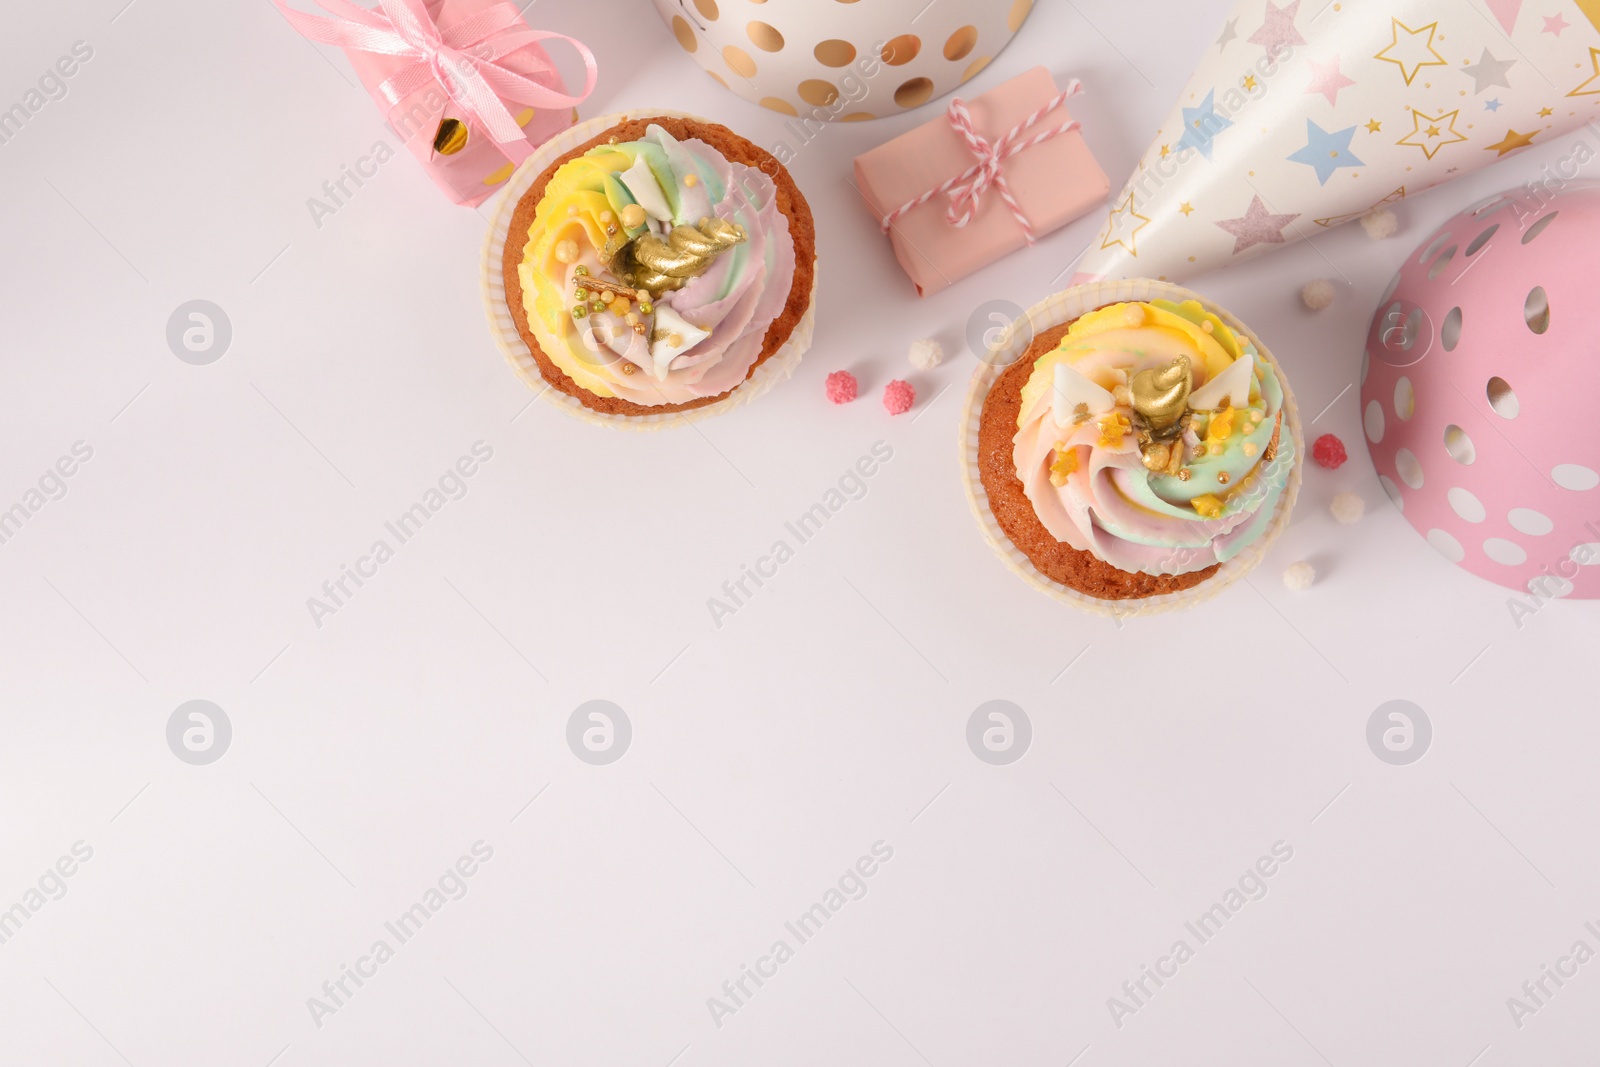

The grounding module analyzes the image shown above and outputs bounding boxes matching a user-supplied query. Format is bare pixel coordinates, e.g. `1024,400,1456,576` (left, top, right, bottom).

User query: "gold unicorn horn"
1130,355,1192,433
622,217,747,294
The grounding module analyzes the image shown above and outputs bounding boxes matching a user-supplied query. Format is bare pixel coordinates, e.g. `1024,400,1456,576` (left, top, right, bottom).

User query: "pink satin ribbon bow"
880,79,1084,244
272,0,597,163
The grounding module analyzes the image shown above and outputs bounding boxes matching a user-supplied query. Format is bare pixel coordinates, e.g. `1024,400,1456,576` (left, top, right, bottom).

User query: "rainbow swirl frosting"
515,124,796,406
1013,300,1295,576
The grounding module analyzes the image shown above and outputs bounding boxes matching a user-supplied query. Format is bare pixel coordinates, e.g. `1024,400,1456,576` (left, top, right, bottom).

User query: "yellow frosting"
518,150,651,398
1018,300,1242,427
514,125,794,408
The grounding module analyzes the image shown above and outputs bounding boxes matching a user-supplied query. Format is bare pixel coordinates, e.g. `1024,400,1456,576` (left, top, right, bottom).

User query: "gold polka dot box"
653,0,1035,121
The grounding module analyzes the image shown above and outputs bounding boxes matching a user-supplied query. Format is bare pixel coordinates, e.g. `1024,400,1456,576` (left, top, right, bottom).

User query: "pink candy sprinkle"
1312,433,1348,470
883,379,915,415
826,370,858,404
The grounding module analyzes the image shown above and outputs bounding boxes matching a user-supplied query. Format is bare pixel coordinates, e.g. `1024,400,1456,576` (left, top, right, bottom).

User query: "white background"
3,0,1599,1064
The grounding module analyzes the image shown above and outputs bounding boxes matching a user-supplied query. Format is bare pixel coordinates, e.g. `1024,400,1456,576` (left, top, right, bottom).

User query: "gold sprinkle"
668,332,684,346
1072,401,1091,424
1140,442,1171,472
1217,471,1230,484
632,322,647,335
684,173,699,187
621,362,635,374
1177,468,1191,481
621,204,647,229
1050,445,1079,486
605,224,618,236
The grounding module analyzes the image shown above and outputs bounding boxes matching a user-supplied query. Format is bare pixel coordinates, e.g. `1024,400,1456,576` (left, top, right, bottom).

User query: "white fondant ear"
1052,361,1116,428
1188,351,1254,410
648,305,710,380
619,156,674,222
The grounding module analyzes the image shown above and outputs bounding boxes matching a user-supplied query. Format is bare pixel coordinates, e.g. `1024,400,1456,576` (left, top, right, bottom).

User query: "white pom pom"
1360,207,1399,240
1282,560,1316,591
908,337,943,371
1330,491,1365,524
1300,279,1336,311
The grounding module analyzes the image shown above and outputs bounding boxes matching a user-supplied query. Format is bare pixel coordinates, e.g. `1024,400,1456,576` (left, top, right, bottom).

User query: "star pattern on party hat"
1397,108,1469,159
1176,90,1234,159
1076,0,1600,285
1101,192,1151,255
1375,18,1448,86
1217,16,1240,50
1248,0,1306,55
1215,195,1300,254
1287,120,1364,184
1314,186,1405,227
1460,48,1516,94
1304,55,1356,106
1484,127,1538,155
1570,47,1600,97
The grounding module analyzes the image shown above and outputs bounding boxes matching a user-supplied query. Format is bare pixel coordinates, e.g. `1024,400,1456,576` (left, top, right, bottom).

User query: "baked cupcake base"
483,110,816,428
960,280,1303,615
978,321,1224,600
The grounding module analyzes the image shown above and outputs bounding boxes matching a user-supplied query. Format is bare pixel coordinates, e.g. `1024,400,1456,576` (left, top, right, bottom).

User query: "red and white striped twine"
879,79,1084,245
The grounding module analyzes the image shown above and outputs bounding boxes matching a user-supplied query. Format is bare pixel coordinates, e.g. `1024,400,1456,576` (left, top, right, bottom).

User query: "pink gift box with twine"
853,67,1109,297
273,0,596,207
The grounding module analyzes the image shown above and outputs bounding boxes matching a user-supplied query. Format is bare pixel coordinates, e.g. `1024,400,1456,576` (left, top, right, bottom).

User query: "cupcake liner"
480,109,816,431
958,279,1304,617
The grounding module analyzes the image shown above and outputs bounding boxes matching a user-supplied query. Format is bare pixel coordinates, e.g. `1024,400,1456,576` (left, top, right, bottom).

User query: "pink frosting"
570,137,797,407
1011,341,1291,576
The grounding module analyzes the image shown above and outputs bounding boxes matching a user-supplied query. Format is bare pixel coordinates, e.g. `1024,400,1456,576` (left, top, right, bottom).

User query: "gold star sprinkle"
1050,446,1079,487
1179,201,1195,216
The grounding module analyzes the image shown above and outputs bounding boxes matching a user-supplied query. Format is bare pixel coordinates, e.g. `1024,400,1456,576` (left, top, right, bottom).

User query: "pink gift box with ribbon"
273,0,596,207
853,67,1108,297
